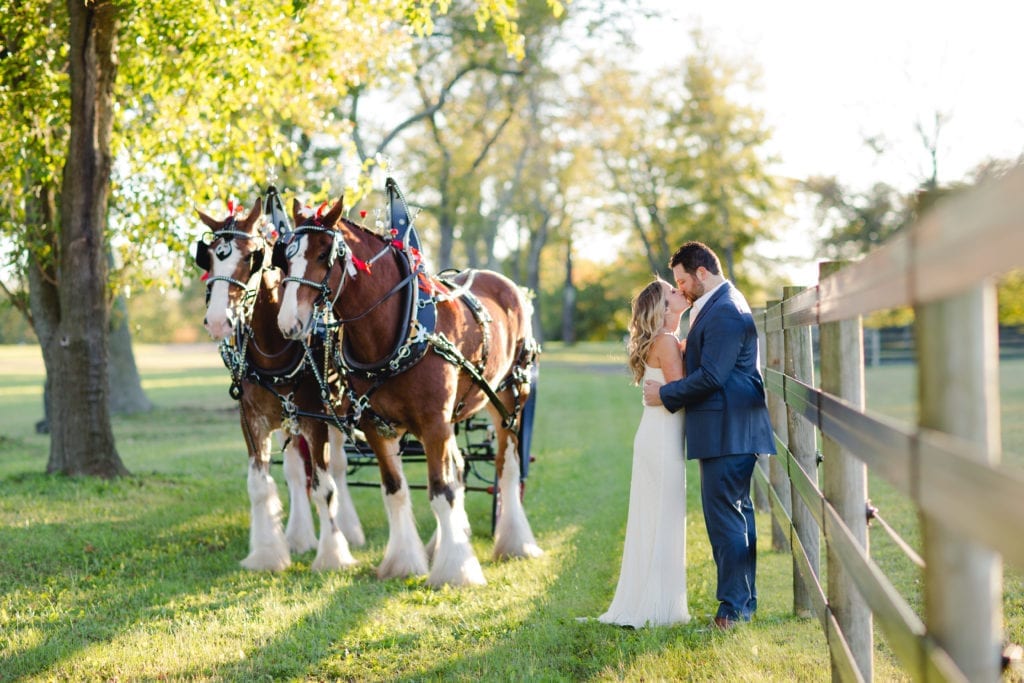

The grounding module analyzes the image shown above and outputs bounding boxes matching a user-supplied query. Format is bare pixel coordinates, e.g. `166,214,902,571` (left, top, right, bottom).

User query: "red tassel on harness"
351,255,372,274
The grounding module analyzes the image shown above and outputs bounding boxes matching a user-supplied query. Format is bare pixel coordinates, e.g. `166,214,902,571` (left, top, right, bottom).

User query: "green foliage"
999,270,1024,326
0,298,36,344
0,0,543,324
402,0,564,60
801,177,914,261
802,165,1024,327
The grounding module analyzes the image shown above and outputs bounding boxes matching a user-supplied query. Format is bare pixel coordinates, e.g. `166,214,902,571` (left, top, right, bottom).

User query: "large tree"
0,0,540,477
581,32,787,287
340,0,566,270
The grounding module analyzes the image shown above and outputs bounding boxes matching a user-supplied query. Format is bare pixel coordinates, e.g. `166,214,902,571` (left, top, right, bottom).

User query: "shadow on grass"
0,470,388,680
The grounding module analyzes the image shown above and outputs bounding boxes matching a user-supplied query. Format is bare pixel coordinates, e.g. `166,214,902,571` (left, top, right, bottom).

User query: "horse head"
194,197,265,340
275,196,348,339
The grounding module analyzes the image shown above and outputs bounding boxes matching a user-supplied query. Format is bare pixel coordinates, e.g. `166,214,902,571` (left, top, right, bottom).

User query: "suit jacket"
659,282,776,460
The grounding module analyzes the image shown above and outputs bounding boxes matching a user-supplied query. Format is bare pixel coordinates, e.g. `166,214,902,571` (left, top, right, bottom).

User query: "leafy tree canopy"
0,0,553,300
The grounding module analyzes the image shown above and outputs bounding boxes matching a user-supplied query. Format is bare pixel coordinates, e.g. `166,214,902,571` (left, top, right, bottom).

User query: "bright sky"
633,0,1024,280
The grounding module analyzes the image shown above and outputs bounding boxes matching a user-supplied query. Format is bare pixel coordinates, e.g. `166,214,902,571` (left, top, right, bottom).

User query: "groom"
642,241,775,629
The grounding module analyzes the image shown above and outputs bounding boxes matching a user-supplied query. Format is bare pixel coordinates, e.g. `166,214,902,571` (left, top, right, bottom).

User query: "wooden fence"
752,166,1024,682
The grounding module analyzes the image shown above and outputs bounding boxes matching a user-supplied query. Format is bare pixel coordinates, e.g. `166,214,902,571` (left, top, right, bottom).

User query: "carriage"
342,409,536,535
194,180,540,585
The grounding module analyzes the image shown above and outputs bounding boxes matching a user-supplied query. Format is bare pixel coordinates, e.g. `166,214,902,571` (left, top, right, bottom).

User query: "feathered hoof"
377,549,429,580
427,545,487,588
285,530,318,555
492,540,544,562
240,548,291,571
311,551,358,572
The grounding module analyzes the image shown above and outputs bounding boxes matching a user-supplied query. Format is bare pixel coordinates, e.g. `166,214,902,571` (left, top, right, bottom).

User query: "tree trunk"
525,211,548,345
108,294,152,414
47,0,127,477
437,204,455,271
560,241,575,345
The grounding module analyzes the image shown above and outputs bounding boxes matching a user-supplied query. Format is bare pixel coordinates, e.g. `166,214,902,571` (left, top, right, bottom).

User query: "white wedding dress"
599,365,690,627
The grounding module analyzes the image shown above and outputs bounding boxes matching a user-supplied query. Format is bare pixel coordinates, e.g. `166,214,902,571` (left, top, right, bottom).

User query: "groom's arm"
658,310,745,412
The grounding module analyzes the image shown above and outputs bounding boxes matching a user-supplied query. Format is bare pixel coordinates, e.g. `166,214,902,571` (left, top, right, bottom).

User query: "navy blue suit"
659,281,775,621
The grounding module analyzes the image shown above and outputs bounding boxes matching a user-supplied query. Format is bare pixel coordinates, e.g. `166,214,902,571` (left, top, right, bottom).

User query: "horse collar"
340,245,436,382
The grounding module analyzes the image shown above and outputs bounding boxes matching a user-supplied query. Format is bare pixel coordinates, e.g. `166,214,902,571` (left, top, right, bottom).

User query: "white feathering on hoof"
425,485,472,562
310,470,357,571
427,493,486,587
493,438,543,560
241,465,291,571
377,481,429,579
329,429,366,547
282,445,317,553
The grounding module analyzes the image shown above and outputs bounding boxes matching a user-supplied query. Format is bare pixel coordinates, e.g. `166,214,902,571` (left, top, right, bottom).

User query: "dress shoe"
712,616,737,630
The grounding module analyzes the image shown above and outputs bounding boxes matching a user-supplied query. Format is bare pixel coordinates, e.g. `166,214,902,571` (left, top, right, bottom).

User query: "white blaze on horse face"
277,243,310,339
204,246,245,340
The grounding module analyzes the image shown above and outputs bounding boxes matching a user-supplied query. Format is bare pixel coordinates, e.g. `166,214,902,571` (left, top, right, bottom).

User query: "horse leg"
425,451,473,563
304,423,357,571
281,432,318,553
241,414,291,570
490,407,543,561
369,433,428,580
424,431,486,587
328,426,365,547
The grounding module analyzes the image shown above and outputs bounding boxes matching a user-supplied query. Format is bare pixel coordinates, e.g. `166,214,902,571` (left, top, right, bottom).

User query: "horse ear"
244,197,262,229
323,195,345,228
291,198,303,225
196,209,221,230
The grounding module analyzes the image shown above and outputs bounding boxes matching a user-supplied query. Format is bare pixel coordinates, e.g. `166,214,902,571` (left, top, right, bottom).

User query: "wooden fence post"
764,300,791,552
818,262,872,681
783,285,819,617
752,306,770,513
916,284,1003,681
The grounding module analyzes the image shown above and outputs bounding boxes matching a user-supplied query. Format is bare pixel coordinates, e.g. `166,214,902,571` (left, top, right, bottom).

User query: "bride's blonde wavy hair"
626,280,667,385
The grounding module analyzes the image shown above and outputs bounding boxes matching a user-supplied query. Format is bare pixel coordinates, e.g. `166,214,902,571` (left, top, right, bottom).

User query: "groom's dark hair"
670,241,721,276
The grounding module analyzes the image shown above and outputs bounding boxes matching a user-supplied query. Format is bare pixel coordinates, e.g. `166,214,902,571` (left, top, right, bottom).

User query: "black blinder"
271,240,289,272
250,249,264,273
194,240,211,271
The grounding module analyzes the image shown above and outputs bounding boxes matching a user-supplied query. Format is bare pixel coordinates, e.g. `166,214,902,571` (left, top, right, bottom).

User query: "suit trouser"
699,453,758,621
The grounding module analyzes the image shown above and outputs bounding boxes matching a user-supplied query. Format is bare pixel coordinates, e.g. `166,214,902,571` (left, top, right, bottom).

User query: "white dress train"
598,365,690,627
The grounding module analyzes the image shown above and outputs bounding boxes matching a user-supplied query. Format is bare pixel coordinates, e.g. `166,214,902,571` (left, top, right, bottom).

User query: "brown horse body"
276,197,541,587
196,199,363,571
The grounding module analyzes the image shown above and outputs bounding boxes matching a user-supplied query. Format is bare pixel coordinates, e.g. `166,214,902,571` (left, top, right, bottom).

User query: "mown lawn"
0,342,1020,681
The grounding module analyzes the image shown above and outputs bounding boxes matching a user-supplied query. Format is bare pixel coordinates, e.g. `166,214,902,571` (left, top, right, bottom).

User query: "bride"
599,279,691,627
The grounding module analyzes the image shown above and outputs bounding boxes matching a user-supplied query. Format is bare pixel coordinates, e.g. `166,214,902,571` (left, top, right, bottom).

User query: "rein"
278,205,531,434
279,222,415,325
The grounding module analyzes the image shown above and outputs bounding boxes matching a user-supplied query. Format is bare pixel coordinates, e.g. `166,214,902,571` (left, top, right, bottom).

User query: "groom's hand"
643,380,664,406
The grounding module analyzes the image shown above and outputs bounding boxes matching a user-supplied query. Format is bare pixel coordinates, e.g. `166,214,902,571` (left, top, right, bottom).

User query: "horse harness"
194,202,351,444
274,218,534,436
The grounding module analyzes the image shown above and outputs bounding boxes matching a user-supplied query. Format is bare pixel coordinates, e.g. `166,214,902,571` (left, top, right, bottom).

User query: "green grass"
0,343,1021,681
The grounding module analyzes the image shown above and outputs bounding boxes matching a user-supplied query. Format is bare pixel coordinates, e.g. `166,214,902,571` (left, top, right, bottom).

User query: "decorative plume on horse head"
274,176,542,588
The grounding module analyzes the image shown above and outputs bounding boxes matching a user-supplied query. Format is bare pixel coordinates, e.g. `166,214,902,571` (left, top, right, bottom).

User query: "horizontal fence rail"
763,368,1024,569
756,165,1024,682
